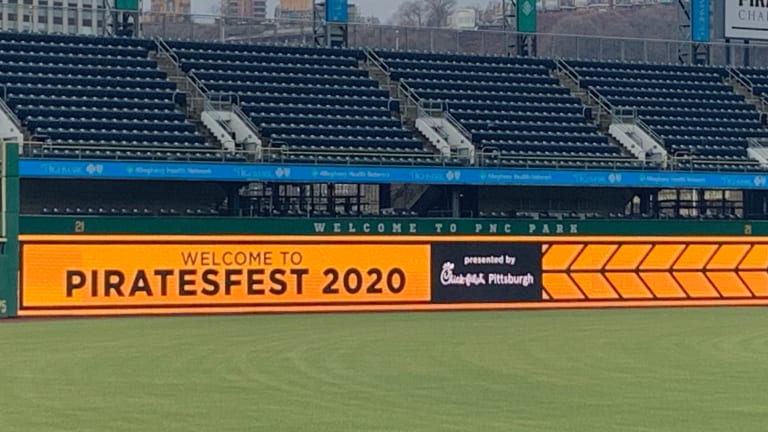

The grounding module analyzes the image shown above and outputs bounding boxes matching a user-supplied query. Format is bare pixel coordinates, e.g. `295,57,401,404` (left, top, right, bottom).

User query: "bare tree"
392,0,428,27
209,1,222,16
424,0,457,28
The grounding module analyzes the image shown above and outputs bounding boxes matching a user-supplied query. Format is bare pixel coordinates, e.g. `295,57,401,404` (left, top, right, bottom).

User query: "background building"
0,0,105,34
274,0,312,21
275,0,359,22
146,0,190,22
221,0,267,20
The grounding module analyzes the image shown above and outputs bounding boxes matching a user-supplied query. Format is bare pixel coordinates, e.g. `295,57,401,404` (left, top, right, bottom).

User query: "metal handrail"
555,57,581,88
586,86,621,125
154,37,213,119
0,88,21,129
444,110,472,141
748,138,767,149
154,37,181,68
21,141,765,173
364,47,390,76
726,65,754,92
726,67,768,118
482,153,760,172
634,116,666,147
398,80,422,107
592,92,667,152
23,141,253,160
231,103,261,134
186,71,211,96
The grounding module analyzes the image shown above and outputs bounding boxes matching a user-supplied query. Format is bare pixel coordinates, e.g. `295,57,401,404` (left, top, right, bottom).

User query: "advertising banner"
517,0,537,33
725,0,768,40
325,0,348,22
19,160,768,190
21,240,431,308
430,242,541,302
17,235,768,316
692,0,711,42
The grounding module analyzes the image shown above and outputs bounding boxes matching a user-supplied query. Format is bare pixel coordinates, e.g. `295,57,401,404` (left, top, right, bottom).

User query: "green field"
2,308,768,431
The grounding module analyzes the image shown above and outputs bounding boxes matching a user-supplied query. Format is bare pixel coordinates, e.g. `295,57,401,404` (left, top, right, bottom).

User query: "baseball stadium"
2,0,768,430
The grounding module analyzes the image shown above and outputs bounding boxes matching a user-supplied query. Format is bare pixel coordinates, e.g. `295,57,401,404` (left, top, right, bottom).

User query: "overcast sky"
189,0,483,21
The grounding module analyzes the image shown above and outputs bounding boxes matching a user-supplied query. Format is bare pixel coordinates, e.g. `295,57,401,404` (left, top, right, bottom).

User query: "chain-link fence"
138,12,768,67
0,5,764,67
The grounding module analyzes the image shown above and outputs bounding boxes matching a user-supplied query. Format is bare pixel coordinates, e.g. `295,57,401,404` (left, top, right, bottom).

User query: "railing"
265,148,461,166
726,66,768,116
748,138,768,149
154,37,181,67
444,110,472,142
0,5,765,66
555,57,581,88
364,47,390,76
204,96,257,132
398,80,422,108
0,86,21,130
187,71,211,96
155,37,212,118
481,152,764,173
480,153,651,169
20,141,768,173
634,116,666,148
22,141,253,162
586,86,618,122
133,12,768,67
231,104,259,134
155,37,209,97
726,65,754,92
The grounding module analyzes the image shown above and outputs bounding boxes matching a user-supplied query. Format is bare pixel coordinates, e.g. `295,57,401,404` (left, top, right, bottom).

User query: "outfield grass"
2,308,768,431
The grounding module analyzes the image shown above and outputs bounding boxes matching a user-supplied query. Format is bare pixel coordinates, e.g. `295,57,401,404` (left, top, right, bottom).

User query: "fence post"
430,29,435,51
643,40,647,62
456,31,460,53
576,36,581,60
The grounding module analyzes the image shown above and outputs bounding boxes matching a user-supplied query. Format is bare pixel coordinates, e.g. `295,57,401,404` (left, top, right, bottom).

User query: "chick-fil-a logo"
440,262,487,286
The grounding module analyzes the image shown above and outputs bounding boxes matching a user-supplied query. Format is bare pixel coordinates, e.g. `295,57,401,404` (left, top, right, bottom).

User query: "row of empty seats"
569,60,767,171
4,32,768,172
0,32,214,159
375,50,641,169
168,40,442,165
41,207,220,216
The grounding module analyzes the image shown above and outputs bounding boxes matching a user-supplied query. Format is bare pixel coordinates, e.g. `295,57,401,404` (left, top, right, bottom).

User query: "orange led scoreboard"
18,234,768,316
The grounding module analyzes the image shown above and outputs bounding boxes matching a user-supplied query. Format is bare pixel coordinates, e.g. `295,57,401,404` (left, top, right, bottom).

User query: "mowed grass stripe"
1,308,768,432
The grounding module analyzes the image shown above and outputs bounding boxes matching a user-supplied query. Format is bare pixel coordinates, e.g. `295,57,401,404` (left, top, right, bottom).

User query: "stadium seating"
739,67,768,100
569,60,766,171
6,32,767,172
0,32,226,161
375,50,639,169
167,40,448,165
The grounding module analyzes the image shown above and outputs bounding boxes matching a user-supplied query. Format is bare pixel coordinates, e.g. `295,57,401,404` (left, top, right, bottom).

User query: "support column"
1,142,19,318
327,183,335,216
270,183,280,214
227,185,241,216
378,184,391,209
451,187,460,218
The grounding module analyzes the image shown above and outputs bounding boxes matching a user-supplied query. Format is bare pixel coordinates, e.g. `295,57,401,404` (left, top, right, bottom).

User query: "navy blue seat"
0,33,214,160
170,41,438,165
570,59,768,170
376,50,635,168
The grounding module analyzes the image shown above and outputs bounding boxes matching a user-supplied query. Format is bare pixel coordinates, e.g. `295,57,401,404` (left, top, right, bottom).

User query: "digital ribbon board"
17,235,768,316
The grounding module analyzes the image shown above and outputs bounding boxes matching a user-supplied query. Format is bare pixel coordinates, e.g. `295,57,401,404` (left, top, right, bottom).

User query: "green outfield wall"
1,143,19,318
16,212,768,317
18,216,762,236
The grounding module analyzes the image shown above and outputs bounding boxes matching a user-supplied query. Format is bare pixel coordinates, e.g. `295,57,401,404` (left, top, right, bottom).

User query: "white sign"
725,0,768,40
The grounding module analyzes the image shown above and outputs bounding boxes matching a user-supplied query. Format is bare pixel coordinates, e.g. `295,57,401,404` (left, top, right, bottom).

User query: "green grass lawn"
2,308,768,431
